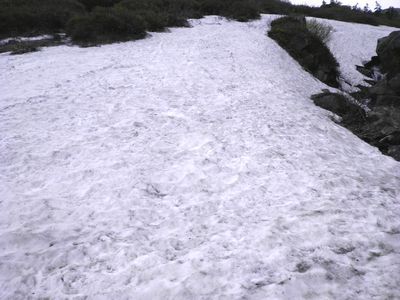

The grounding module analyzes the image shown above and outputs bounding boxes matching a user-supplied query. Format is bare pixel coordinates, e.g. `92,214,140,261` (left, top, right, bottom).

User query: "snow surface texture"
322,18,395,90
1,15,400,299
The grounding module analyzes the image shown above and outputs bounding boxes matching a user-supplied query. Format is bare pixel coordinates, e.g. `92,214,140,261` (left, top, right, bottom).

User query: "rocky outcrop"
359,107,400,160
376,31,400,79
268,16,340,88
311,92,364,118
363,31,400,110
312,31,400,161
312,91,400,161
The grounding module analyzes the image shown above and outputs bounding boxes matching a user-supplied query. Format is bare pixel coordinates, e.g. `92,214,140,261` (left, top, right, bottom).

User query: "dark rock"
356,65,373,78
375,95,400,107
364,107,400,148
350,91,367,102
311,31,400,161
376,31,400,78
296,262,311,273
332,245,355,254
364,79,376,85
364,56,380,69
311,91,400,161
369,107,400,128
311,92,364,118
355,84,370,94
388,145,400,160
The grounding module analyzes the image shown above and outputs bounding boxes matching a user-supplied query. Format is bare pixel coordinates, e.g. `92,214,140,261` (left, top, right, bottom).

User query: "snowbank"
0,15,399,299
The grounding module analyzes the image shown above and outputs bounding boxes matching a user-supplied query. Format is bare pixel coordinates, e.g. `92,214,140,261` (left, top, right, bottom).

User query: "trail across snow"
1,15,400,299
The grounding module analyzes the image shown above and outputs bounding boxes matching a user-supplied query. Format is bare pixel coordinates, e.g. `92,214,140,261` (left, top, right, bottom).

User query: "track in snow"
1,15,400,299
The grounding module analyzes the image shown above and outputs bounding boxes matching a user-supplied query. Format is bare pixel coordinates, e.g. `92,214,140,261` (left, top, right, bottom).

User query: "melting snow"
0,15,399,299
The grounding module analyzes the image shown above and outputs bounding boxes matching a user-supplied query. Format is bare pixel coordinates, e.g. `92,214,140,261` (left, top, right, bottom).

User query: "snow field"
0,15,399,299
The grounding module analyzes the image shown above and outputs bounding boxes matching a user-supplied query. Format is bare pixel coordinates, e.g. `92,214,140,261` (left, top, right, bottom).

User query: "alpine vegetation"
268,15,340,87
1,0,400,47
306,18,334,44
1,1,400,299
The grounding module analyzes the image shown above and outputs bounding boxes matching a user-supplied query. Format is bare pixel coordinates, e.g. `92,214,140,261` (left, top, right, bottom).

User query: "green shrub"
116,0,190,30
306,18,334,44
258,0,292,15
199,0,227,15
0,0,85,37
198,0,259,22
1,0,399,45
258,0,399,27
66,7,146,44
307,6,379,26
164,14,190,27
164,0,202,22
0,35,64,54
139,10,169,31
77,0,122,11
10,44,40,55
226,0,260,22
116,0,159,11
269,16,340,87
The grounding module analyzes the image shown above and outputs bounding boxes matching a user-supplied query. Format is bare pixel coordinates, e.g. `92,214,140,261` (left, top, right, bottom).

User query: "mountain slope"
324,18,396,89
0,15,399,299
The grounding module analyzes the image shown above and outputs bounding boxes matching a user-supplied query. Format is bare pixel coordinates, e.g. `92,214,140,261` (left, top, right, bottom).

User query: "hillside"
1,15,400,299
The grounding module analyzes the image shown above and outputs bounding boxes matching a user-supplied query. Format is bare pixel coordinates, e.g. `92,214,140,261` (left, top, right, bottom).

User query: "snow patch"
0,15,399,299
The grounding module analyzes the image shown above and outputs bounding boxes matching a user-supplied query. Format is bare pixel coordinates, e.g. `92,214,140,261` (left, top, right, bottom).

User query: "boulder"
364,79,376,86
364,55,380,69
310,92,400,161
356,65,373,78
311,92,363,117
365,107,400,149
376,31,400,78
310,31,400,161
350,107,400,157
388,146,400,161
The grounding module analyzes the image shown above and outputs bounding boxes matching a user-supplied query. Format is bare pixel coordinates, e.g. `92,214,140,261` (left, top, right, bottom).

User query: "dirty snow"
1,15,400,299
0,35,56,46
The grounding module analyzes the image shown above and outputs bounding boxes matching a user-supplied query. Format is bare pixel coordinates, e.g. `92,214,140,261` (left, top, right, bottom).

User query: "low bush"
197,0,260,21
0,35,65,54
257,0,399,27
0,0,85,37
306,6,380,26
225,0,260,22
66,7,146,44
139,10,169,32
257,0,292,15
306,19,334,44
198,0,227,15
10,44,40,55
268,15,340,87
77,0,122,11
116,0,191,29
